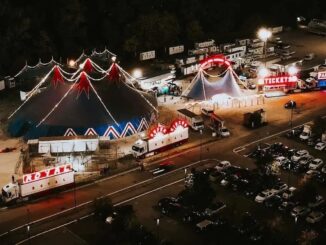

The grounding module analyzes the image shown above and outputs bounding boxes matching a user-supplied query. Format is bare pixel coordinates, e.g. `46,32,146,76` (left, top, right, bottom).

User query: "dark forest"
0,0,325,75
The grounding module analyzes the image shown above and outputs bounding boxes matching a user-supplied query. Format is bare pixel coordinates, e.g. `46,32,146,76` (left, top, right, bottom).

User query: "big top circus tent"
8,58,158,140
182,54,246,101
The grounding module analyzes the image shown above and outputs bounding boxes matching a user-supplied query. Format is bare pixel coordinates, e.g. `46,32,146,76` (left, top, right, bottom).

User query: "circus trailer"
177,109,204,131
1,164,74,204
131,120,189,158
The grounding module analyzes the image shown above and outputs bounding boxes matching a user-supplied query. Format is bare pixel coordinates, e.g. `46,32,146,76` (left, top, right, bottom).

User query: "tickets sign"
23,164,72,184
318,71,326,80
264,75,298,86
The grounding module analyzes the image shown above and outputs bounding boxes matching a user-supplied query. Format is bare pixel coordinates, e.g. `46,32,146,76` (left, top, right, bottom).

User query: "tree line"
0,0,325,75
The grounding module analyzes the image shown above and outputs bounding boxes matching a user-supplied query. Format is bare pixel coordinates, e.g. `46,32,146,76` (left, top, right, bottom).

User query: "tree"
93,196,113,221
186,21,204,42
312,116,326,137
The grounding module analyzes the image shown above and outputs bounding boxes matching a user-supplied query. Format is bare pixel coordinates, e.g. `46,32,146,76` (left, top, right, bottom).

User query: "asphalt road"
0,89,325,244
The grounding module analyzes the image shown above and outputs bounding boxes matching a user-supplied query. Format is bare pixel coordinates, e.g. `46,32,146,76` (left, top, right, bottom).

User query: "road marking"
15,179,185,245
113,179,184,206
0,158,217,239
232,116,326,156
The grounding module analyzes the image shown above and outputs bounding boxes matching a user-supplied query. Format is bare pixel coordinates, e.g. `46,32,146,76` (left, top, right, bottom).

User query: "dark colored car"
279,201,298,213
284,100,296,109
264,195,283,208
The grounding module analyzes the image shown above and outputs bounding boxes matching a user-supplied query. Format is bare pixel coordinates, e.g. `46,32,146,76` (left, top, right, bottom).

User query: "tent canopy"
183,68,243,100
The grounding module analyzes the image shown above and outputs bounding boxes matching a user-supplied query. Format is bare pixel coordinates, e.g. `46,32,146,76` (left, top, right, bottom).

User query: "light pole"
257,28,272,66
156,218,160,242
199,129,203,162
26,208,31,244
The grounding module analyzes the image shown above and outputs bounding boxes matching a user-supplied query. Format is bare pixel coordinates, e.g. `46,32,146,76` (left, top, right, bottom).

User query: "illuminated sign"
148,119,189,138
200,54,231,68
23,164,72,184
318,71,326,80
148,124,168,139
264,75,298,86
169,119,188,133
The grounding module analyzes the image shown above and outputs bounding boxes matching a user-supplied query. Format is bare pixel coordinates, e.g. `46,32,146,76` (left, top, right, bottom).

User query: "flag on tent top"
108,63,120,81
75,72,91,98
83,58,93,73
51,66,64,87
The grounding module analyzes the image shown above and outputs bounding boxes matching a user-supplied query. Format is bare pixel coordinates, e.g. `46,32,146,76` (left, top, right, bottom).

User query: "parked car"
220,127,230,137
299,155,314,166
264,195,283,208
315,142,326,151
282,187,297,200
306,211,324,224
279,201,298,213
274,156,290,167
196,219,213,232
255,189,276,203
291,206,311,217
272,182,288,194
215,161,231,171
308,195,325,208
309,159,324,170
291,150,309,162
284,100,296,109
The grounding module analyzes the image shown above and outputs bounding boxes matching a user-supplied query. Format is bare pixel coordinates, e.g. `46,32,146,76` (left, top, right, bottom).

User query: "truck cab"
192,116,204,131
1,182,19,203
131,139,148,158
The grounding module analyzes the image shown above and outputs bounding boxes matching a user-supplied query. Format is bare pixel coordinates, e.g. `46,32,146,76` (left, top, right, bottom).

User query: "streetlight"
132,69,142,79
156,218,160,241
257,28,272,65
288,66,298,76
199,129,203,162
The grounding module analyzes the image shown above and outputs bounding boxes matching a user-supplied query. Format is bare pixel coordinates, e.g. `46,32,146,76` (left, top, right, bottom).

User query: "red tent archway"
199,54,231,69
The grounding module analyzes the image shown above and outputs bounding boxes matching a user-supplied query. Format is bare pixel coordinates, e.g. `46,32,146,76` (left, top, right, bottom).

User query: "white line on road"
1,159,217,239
15,179,185,245
232,116,326,156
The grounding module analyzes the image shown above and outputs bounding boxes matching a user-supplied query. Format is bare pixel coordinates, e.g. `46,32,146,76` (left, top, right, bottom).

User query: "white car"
282,187,296,200
273,156,290,167
291,150,309,162
291,206,311,217
255,189,275,203
309,158,324,170
299,132,310,140
215,161,231,171
271,182,288,194
305,170,320,179
220,127,230,137
306,211,324,224
196,219,213,231
315,142,326,151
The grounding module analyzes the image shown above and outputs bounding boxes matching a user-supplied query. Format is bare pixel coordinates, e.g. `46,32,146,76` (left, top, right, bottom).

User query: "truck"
300,122,313,141
243,109,267,128
177,109,204,131
208,113,230,137
1,164,74,204
131,125,189,158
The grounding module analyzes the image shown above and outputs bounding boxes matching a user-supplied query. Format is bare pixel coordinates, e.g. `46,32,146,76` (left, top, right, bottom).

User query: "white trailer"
131,126,189,158
1,164,74,203
177,109,204,131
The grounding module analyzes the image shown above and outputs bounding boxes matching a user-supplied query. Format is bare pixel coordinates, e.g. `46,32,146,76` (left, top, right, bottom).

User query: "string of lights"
35,73,82,127
8,66,56,119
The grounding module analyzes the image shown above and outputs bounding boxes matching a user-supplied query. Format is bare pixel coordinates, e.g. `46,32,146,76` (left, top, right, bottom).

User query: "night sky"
0,0,325,74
